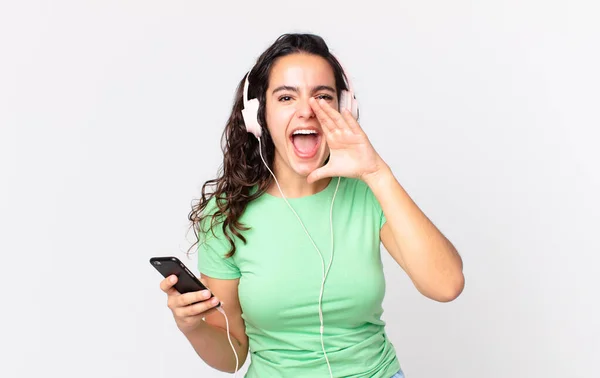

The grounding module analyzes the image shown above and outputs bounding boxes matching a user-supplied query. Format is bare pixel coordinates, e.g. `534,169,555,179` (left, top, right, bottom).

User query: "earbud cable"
216,306,239,377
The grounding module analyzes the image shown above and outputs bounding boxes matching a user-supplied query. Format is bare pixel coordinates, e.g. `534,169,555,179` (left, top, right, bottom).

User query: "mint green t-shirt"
198,177,401,377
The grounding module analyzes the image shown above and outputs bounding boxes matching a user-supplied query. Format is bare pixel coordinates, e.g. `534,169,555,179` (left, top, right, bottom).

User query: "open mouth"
290,129,321,158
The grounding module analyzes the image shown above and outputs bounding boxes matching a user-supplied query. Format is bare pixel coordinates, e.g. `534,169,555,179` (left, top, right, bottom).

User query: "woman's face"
264,53,338,179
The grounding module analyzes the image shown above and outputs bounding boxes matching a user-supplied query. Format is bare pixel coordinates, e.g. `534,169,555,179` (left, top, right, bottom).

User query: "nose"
295,97,315,119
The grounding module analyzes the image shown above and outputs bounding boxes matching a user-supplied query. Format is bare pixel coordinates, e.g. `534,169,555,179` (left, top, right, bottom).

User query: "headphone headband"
243,72,250,107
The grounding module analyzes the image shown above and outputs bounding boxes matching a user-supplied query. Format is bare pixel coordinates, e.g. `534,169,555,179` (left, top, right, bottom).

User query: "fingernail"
211,297,219,305
202,290,211,298
169,276,176,283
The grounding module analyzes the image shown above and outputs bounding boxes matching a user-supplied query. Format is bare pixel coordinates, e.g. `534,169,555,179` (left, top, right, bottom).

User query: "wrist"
178,318,209,336
362,159,393,189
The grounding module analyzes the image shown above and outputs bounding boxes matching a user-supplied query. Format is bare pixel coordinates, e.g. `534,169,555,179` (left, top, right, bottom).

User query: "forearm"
365,162,464,301
182,320,248,373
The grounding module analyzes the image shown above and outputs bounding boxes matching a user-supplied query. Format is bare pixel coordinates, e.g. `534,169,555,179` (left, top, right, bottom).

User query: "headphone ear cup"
339,90,358,120
351,97,358,119
339,90,350,115
242,98,262,138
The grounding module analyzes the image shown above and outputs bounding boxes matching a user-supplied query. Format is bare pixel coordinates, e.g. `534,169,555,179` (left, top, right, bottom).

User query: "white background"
1,1,599,377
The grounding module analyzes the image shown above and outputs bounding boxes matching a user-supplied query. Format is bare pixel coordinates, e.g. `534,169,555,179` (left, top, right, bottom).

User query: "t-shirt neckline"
259,176,341,202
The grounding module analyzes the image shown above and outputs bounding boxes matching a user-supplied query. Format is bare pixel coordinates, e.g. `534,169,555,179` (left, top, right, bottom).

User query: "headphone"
230,54,358,378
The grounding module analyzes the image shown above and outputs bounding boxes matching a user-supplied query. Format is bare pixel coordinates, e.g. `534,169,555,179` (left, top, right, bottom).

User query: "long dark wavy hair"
187,33,352,258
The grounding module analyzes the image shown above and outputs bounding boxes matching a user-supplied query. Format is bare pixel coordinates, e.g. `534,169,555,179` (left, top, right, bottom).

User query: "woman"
159,33,465,377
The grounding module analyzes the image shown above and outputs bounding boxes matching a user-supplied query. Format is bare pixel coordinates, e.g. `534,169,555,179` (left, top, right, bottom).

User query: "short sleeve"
378,203,387,229
196,201,241,279
365,183,387,230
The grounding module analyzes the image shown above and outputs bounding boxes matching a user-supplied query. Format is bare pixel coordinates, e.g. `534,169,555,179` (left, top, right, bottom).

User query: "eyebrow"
271,85,336,95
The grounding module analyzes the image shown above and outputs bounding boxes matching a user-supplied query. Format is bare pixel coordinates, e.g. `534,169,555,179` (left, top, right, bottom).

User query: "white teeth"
292,129,318,135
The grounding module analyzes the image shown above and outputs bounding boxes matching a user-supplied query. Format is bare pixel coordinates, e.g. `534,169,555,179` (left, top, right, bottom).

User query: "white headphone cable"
216,306,239,378
257,137,340,378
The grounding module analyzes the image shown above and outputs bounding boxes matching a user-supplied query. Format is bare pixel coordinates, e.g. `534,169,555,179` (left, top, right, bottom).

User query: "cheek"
266,106,297,140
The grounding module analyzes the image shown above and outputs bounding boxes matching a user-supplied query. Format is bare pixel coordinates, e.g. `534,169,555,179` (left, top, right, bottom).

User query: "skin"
159,52,465,373
264,52,339,198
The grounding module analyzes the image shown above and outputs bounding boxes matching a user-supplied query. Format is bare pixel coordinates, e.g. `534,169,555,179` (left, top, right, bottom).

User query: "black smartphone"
150,256,220,306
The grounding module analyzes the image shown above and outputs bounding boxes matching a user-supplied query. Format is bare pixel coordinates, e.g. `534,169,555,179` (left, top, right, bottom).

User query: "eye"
278,95,293,102
316,94,334,101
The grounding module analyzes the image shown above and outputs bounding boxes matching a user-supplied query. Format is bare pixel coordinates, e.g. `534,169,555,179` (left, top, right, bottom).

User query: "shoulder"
338,177,386,229
340,177,370,192
198,196,225,236
196,194,242,278
338,177,378,206
198,190,259,245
